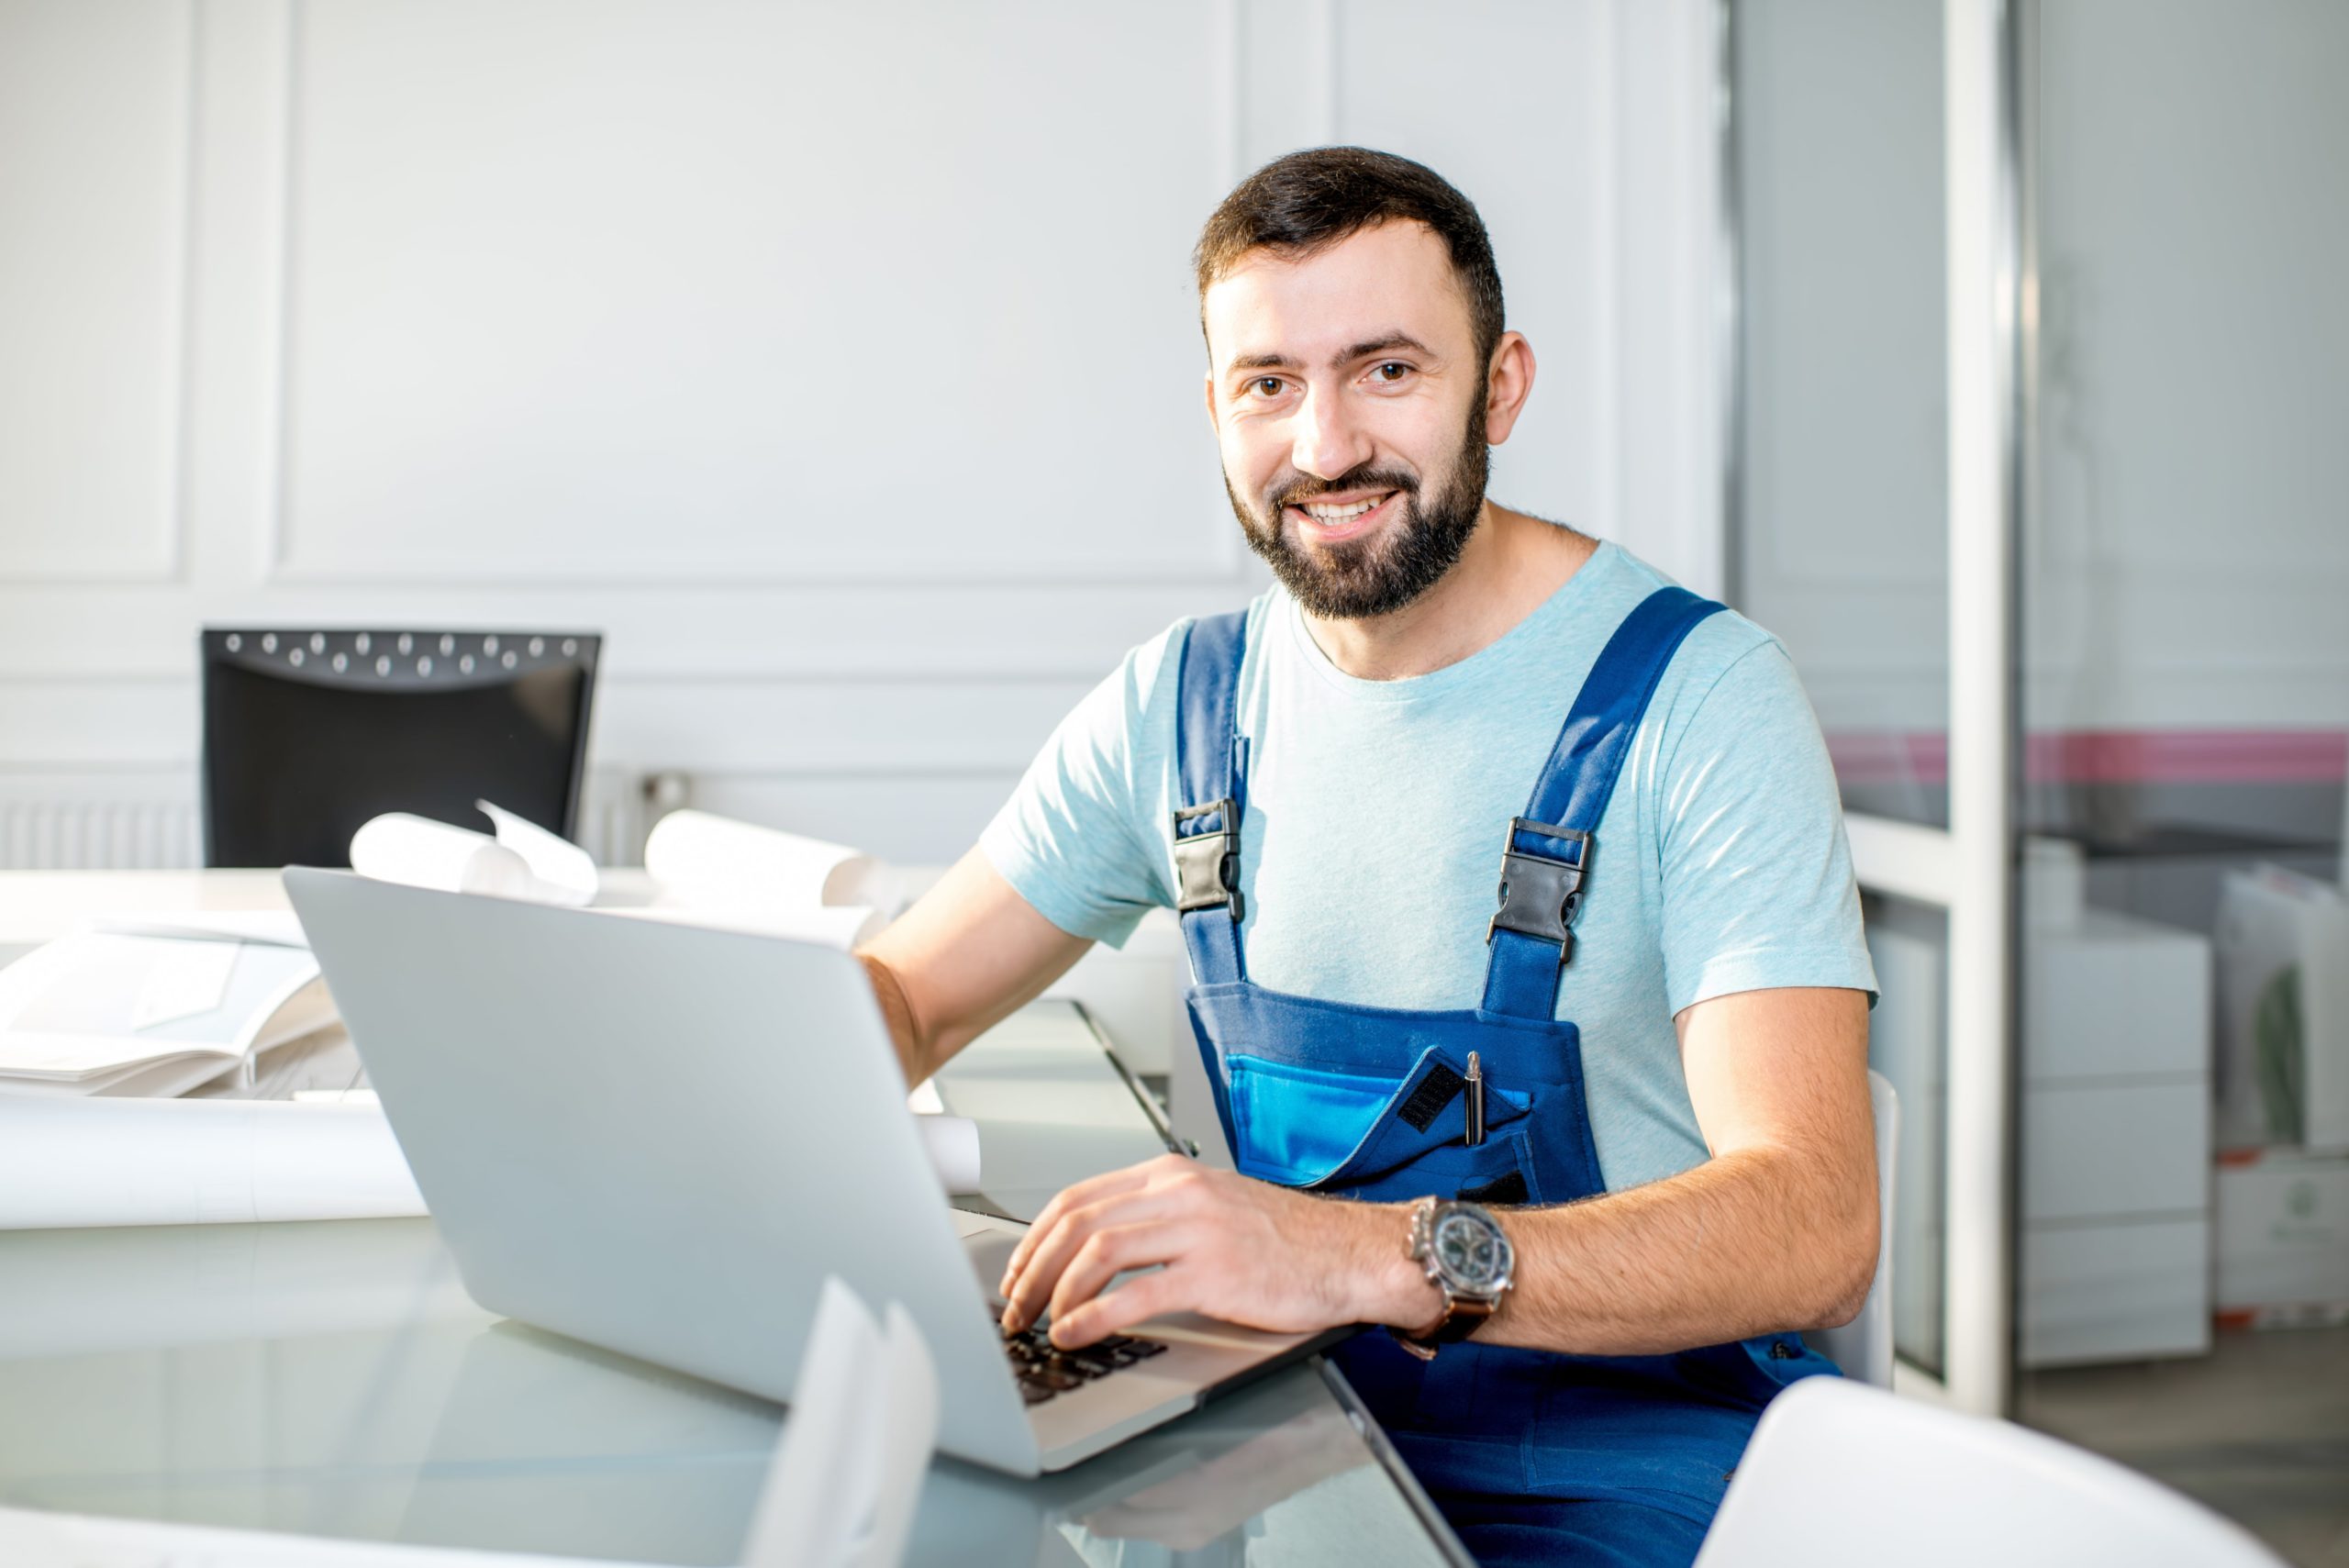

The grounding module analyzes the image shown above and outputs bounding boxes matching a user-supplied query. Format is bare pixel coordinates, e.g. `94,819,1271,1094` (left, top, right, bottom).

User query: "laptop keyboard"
996,1313,1168,1406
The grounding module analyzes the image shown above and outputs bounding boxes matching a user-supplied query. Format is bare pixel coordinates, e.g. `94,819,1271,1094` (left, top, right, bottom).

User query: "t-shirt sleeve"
1655,638,1878,1016
976,629,1179,948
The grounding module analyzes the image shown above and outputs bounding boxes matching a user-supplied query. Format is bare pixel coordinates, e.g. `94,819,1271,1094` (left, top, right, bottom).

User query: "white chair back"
742,1275,939,1568
1807,1069,1897,1386
1694,1376,2284,1567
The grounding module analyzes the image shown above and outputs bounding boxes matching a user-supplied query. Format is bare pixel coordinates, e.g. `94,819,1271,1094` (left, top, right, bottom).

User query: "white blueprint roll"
349,813,540,900
0,1097,427,1229
642,810,880,909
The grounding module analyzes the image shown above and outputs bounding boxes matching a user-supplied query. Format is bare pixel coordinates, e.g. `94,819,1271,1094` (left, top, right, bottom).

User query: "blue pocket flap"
1228,1045,1531,1188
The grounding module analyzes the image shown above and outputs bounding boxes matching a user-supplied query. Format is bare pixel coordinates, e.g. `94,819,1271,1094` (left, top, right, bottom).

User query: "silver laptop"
282,869,1342,1475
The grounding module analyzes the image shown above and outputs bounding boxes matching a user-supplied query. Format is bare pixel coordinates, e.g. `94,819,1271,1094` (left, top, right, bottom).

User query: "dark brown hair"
1192,147,1506,368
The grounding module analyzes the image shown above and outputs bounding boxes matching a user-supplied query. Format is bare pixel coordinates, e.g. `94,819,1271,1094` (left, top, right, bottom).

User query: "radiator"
0,770,647,871
0,790,201,870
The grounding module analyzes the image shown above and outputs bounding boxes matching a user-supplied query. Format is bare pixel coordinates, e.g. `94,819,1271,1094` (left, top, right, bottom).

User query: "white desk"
0,871,1467,1565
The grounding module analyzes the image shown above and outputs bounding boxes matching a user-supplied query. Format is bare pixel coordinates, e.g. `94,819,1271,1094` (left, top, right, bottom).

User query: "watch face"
1431,1207,1511,1292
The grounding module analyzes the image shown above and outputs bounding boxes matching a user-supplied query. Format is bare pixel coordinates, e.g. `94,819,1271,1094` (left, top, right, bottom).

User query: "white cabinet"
2018,910,2214,1367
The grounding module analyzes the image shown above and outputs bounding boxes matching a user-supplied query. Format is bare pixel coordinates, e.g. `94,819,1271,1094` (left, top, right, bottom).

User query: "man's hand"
996,1155,1435,1350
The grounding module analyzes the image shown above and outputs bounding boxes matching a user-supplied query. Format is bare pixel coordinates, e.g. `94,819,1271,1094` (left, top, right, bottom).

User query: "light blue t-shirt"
980,538,1876,1192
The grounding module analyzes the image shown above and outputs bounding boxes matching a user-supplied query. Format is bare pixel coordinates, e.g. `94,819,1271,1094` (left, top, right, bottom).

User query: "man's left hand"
996,1154,1427,1349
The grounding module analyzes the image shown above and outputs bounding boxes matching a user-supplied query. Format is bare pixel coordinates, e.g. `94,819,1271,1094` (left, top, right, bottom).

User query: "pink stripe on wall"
1824,729,2349,787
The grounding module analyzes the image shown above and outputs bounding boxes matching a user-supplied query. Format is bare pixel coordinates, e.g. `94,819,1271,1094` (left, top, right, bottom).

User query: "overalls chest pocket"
1226,1040,1537,1194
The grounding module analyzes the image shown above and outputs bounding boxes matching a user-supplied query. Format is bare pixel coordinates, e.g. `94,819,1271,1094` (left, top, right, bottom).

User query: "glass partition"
1730,0,2011,1412
2010,4,2349,1557
1732,0,1949,826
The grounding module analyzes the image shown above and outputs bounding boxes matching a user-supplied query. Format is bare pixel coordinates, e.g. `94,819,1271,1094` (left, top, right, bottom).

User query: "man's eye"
1252,377,1285,398
1374,361,1410,383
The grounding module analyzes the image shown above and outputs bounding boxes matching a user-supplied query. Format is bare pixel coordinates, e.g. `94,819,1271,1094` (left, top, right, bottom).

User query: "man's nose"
1291,387,1373,481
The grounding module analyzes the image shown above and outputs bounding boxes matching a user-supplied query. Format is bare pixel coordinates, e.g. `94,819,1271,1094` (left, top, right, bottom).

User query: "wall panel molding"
261,0,1257,590
0,0,197,585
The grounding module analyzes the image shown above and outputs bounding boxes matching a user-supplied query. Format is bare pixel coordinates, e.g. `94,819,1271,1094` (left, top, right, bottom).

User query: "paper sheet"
915,1113,982,1195
0,1097,426,1229
86,911,311,950
128,941,239,1031
642,810,883,910
349,805,596,907
475,800,599,906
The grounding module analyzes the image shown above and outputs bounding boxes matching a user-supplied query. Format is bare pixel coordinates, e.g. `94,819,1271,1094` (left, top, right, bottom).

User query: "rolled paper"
0,1096,426,1229
642,811,882,910
350,813,540,900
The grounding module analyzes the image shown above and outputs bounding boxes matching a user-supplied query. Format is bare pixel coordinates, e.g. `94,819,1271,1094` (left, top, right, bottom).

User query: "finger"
1050,1265,1187,1350
1002,1192,1178,1330
1047,1220,1199,1328
999,1152,1192,1297
998,1162,1160,1296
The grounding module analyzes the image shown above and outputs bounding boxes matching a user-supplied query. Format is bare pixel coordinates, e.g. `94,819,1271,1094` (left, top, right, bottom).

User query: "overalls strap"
1172,610,1251,987
1480,587,1726,1018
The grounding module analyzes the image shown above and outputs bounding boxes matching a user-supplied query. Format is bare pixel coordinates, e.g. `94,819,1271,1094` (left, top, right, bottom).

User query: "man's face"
1202,220,1490,619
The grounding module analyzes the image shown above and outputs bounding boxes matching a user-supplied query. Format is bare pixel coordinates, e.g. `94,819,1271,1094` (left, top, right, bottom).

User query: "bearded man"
860,147,1880,1568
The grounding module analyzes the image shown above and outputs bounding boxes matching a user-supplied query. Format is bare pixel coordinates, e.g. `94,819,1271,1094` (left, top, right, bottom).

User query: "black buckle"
1173,798,1244,921
1485,816,1589,962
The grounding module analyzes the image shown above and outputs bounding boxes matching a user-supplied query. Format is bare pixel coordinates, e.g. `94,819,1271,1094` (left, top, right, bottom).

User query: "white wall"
0,0,1724,867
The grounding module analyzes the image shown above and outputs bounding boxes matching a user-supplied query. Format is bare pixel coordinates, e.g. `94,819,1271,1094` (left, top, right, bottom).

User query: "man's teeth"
1300,495,1384,521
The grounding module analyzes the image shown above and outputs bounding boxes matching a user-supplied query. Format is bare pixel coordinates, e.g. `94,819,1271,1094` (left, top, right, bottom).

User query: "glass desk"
0,1003,1469,1567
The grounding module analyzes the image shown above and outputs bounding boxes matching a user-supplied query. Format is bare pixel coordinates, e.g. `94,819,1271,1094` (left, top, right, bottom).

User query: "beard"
1225,397,1491,621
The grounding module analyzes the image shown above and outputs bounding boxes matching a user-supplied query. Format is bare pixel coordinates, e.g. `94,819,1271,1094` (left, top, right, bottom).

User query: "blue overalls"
1169,588,1835,1568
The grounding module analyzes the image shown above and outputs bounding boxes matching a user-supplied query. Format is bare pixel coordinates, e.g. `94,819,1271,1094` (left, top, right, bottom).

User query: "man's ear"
1202,372,1218,431
1482,331,1537,446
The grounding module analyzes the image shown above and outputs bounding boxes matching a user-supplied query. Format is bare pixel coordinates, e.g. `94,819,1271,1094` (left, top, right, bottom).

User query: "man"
860,148,1878,1567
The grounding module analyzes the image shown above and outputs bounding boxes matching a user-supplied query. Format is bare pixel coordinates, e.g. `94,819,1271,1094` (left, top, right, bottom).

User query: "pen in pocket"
1465,1051,1486,1146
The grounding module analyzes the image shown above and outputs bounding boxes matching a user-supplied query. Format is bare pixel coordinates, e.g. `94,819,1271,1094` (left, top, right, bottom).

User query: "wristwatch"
1390,1196,1515,1360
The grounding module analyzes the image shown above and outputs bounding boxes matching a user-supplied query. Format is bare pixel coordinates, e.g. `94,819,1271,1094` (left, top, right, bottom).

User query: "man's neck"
1302,505,1598,681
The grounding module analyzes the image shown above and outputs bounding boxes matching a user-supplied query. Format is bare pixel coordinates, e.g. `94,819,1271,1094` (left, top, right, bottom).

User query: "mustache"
1264,467,1420,515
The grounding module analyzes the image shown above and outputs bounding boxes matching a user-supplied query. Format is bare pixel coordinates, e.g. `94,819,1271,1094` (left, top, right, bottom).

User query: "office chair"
200,628,599,868
1693,1377,2285,1567
1809,1070,1898,1388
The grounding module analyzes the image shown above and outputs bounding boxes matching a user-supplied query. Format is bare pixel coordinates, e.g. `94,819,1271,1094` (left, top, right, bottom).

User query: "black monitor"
201,628,600,869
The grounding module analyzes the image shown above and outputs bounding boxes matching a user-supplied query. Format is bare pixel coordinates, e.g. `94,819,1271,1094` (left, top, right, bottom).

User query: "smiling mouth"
1284,490,1400,539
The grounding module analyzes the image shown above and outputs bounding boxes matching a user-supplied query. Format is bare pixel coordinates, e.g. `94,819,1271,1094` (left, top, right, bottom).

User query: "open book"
0,923,337,1099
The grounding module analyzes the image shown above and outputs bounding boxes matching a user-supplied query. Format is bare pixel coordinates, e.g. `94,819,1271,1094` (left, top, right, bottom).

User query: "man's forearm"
1347,1143,1878,1355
